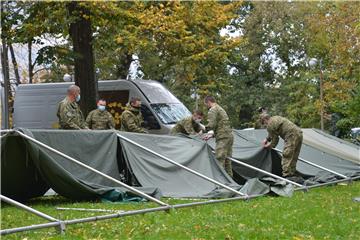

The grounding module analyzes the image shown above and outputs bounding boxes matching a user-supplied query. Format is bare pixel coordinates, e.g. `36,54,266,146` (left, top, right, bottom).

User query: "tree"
67,1,97,116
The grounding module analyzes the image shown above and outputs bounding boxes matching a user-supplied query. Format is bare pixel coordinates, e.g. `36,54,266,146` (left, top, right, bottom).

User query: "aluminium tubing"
117,133,247,197
13,130,168,207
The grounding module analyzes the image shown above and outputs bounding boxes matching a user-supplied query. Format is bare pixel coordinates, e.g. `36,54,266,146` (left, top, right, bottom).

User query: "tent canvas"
235,129,360,178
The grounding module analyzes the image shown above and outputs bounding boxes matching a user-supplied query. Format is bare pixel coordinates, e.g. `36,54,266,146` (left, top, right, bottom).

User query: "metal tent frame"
1,129,359,236
0,130,254,235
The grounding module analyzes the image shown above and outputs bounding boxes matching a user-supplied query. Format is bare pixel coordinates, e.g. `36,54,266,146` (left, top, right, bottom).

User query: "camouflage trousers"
282,131,303,177
215,136,234,177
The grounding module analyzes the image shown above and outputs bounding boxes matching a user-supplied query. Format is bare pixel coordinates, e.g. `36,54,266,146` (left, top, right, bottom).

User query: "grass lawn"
1,182,360,240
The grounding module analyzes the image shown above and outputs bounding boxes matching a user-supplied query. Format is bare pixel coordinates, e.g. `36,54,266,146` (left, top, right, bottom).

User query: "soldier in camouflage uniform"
260,113,303,178
86,99,115,130
171,110,205,135
202,96,233,177
57,85,87,130
120,97,148,133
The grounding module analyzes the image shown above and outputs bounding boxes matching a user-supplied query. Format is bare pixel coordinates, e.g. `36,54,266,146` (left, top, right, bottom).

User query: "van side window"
141,105,161,130
99,90,129,129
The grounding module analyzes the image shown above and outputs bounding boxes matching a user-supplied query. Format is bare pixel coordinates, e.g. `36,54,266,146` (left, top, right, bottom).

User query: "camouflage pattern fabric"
57,97,87,130
170,116,202,135
215,136,234,177
206,103,233,177
266,116,303,177
86,109,115,130
120,106,147,133
206,103,232,140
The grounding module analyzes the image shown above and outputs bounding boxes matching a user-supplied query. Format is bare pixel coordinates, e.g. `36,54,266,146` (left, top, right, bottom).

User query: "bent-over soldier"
171,110,205,135
261,114,303,179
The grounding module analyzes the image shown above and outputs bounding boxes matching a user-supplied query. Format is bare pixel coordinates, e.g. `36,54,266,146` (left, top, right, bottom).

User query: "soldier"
260,113,303,180
86,99,115,130
202,96,233,177
57,85,87,130
120,97,148,133
170,110,205,135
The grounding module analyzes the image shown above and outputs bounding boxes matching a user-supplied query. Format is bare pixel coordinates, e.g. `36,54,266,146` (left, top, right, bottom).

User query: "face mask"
195,119,202,124
76,94,81,102
98,105,106,111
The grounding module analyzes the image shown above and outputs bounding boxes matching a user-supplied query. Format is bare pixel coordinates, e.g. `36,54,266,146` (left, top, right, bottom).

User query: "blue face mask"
98,105,106,111
76,94,81,102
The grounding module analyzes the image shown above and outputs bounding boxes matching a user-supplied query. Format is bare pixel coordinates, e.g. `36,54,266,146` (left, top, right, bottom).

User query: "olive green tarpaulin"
233,129,360,180
1,129,161,201
2,129,359,202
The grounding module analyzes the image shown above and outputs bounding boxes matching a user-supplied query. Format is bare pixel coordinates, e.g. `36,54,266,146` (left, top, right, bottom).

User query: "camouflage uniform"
206,103,233,177
170,116,202,135
120,106,147,133
57,97,87,130
266,116,303,177
86,109,115,130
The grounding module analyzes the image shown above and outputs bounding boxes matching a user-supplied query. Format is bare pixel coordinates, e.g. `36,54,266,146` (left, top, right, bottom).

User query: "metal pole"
1,193,263,235
274,148,349,180
117,133,247,197
227,156,303,188
297,176,359,191
56,207,124,213
0,195,59,222
319,59,324,131
12,130,169,207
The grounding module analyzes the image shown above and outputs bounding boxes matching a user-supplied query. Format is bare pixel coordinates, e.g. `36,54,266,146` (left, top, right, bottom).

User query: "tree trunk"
1,41,10,128
28,40,33,83
68,1,97,116
9,43,21,85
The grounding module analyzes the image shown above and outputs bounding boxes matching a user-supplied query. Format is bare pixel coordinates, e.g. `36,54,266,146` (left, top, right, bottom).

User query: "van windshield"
151,103,191,124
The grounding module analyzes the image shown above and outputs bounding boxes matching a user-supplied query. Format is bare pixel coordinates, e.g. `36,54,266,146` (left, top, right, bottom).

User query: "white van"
13,79,191,134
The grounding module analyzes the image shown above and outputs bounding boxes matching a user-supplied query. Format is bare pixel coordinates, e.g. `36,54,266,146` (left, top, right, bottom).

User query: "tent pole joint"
56,221,66,235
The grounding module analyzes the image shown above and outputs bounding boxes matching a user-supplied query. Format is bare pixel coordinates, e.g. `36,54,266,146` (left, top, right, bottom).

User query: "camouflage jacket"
120,106,147,133
266,116,302,148
170,116,202,135
57,97,87,130
206,103,232,140
86,109,115,130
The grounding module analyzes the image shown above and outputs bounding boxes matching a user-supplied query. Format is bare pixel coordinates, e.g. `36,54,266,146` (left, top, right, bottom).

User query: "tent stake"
117,133,248,197
274,148,350,180
11,130,169,207
226,156,304,188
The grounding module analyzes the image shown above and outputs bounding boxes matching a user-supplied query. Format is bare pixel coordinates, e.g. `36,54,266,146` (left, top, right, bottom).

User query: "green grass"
1,182,360,240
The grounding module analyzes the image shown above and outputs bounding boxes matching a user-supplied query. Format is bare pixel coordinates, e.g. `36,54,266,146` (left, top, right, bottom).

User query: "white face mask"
194,119,202,124
98,105,106,111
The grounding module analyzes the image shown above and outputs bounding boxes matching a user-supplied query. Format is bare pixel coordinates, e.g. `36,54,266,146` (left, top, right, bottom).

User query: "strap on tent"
4,130,169,207
117,133,248,197
274,148,350,180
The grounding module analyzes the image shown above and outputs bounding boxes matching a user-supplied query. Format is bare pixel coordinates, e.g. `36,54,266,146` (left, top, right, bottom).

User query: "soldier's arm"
183,122,197,135
60,105,82,130
124,113,147,133
269,134,279,148
205,109,216,132
86,112,93,129
108,112,115,129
